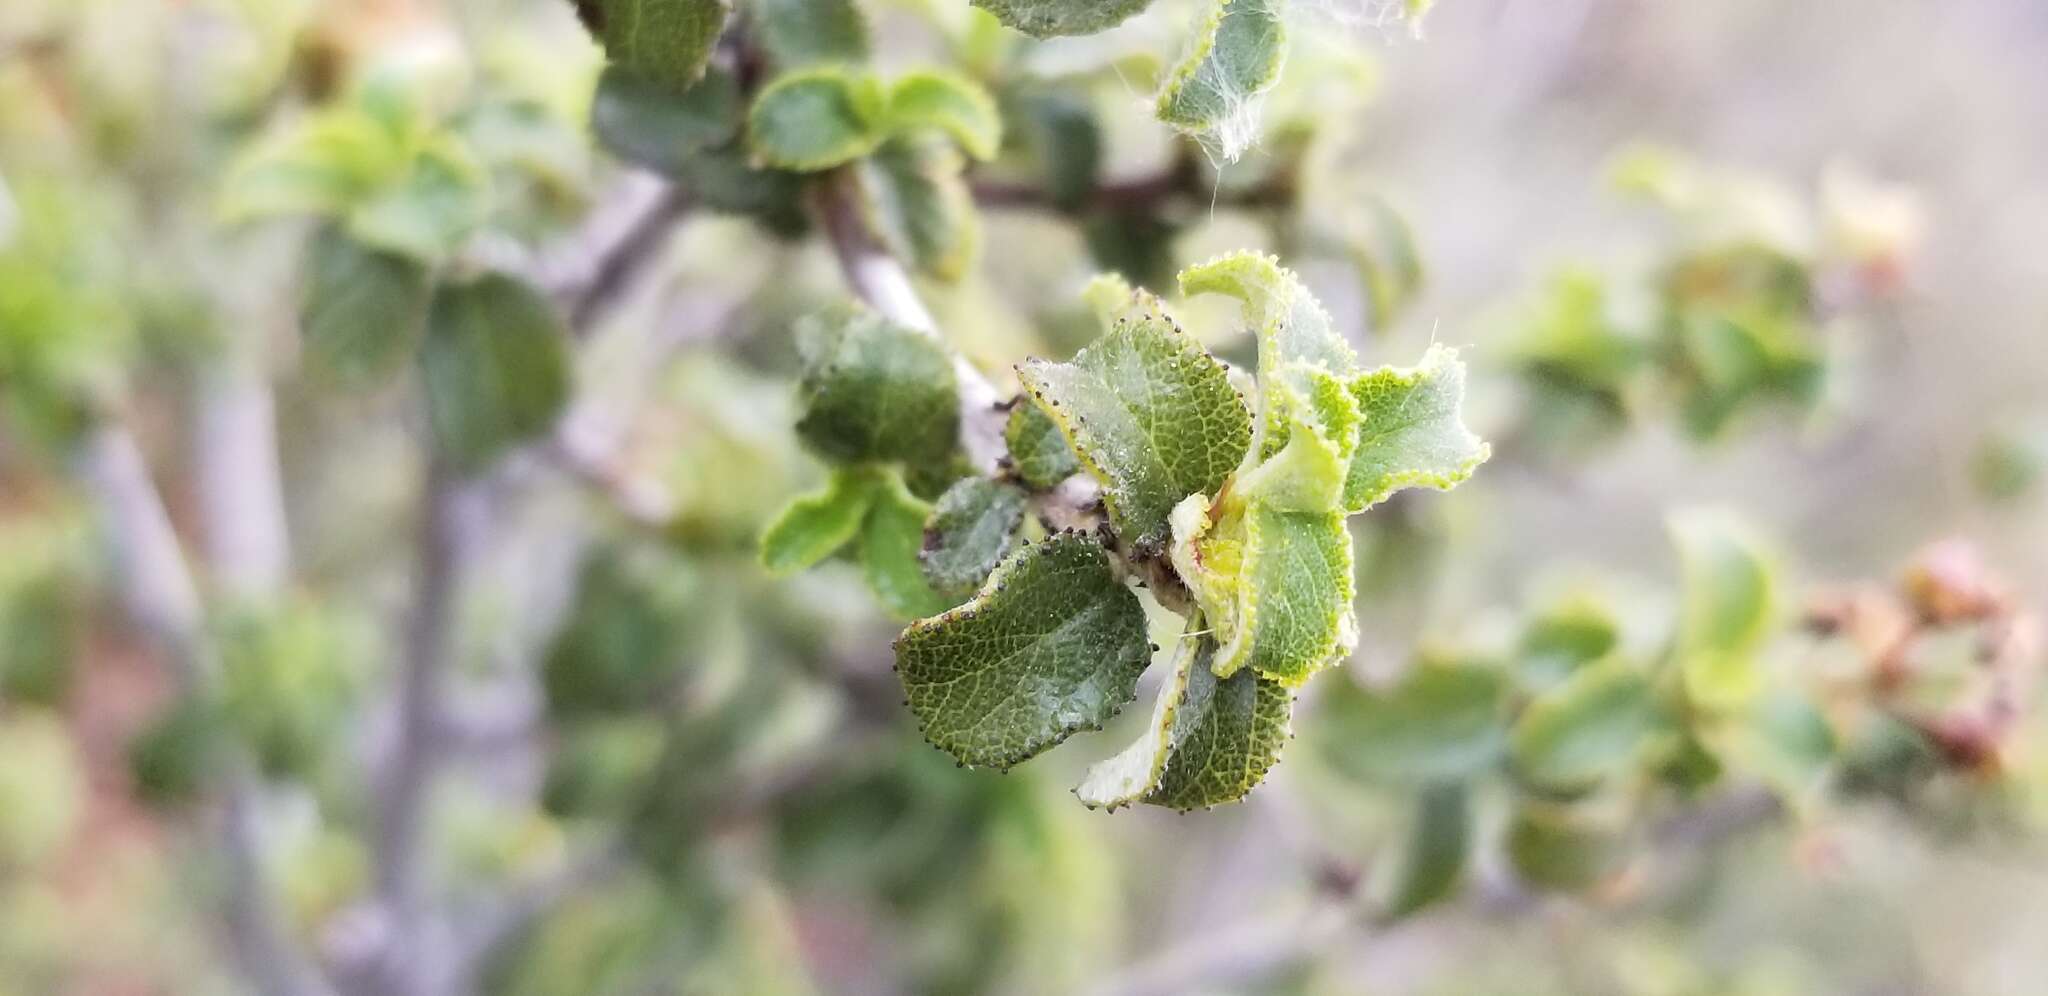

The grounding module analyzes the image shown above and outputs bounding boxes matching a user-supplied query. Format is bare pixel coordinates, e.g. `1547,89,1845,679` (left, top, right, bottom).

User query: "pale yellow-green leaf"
884,70,1002,162
1669,509,1778,713
1343,344,1491,514
759,467,877,574
861,469,952,620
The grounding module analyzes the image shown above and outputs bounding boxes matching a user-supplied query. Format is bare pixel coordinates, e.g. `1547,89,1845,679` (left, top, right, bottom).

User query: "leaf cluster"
766,253,1487,810
1508,149,1919,447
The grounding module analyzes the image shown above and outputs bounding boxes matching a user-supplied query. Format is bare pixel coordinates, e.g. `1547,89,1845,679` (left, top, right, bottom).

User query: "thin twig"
419,178,716,989
194,362,292,600
365,455,475,996
969,153,1294,216
562,185,696,333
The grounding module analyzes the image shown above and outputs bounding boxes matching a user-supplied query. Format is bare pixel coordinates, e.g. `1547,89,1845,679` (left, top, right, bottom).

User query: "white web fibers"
1180,0,1290,167
1292,0,1433,40
1165,0,1431,167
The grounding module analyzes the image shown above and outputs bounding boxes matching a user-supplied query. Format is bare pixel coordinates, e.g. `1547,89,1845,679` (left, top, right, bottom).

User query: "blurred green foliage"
1,1,2042,995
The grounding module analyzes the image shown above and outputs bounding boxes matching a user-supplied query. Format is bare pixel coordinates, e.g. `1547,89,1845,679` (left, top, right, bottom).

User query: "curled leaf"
1076,630,1208,811
1214,502,1355,685
1239,364,1360,512
1142,642,1292,810
1155,0,1288,162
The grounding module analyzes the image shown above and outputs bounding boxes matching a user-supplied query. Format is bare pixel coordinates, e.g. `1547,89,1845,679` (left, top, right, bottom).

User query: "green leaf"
213,601,360,781
759,467,878,574
919,476,1029,602
793,305,961,467
544,546,698,718
755,0,870,68
1506,798,1629,892
578,0,733,91
1142,643,1292,810
541,718,667,817
1712,691,1835,808
420,272,573,470
885,71,1002,162
855,135,980,282
1517,595,1620,691
129,696,223,808
1179,251,1355,428
1154,0,1288,162
590,64,742,173
219,109,409,223
1508,660,1656,796
747,68,886,171
345,138,491,262
0,551,79,707
1373,782,1470,920
1003,401,1082,489
587,63,809,233
1015,313,1250,551
968,0,1156,39
1310,661,1507,785
1343,344,1491,514
1669,510,1777,713
896,531,1151,769
861,470,953,620
298,226,430,389
1510,269,1645,409
667,140,812,235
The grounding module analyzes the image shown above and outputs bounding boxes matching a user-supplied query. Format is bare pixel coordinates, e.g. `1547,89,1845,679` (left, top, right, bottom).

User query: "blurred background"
4,0,2048,993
